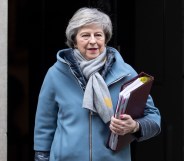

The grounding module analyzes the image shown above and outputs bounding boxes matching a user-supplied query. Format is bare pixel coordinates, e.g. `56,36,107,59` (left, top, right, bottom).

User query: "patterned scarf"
73,48,114,123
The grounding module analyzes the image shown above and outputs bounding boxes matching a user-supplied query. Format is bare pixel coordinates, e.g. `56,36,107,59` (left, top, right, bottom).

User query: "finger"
110,124,121,134
111,117,123,126
110,121,121,130
120,114,131,120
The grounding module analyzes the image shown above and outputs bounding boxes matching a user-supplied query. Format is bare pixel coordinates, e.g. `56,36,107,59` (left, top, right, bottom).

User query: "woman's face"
75,24,106,60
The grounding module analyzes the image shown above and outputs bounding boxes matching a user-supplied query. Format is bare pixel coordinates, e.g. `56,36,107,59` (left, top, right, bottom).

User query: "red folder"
107,72,154,151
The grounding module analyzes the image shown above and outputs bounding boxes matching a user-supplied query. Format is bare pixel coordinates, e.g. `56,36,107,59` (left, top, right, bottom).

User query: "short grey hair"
65,7,113,48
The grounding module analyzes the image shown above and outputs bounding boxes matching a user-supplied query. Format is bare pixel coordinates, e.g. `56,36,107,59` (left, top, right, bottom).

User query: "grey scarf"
73,48,114,123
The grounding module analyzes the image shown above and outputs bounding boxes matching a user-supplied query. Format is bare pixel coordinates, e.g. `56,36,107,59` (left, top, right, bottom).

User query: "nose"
89,35,97,44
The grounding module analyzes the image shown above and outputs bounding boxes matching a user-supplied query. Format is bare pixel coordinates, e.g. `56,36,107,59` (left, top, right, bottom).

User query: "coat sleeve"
134,94,161,141
35,151,50,161
34,68,59,151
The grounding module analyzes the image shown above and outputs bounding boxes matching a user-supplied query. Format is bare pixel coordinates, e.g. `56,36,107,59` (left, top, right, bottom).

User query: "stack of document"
107,72,154,151
115,76,150,119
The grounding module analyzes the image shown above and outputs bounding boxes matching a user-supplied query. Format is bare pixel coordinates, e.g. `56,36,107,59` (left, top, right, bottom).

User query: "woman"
34,7,161,161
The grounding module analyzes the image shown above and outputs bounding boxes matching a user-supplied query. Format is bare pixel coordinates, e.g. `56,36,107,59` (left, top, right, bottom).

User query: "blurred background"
7,0,183,161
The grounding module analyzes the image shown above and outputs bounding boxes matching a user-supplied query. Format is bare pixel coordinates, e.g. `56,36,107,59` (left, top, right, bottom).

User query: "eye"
95,33,104,40
96,33,103,37
81,34,90,38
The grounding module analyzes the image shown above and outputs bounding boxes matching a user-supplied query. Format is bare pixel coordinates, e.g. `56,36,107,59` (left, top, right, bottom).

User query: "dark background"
8,0,183,161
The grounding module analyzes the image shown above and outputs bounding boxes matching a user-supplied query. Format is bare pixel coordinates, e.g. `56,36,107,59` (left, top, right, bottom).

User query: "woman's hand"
109,114,139,135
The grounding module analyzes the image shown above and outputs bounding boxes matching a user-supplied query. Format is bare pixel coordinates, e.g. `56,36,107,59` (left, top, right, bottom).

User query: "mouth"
88,48,98,50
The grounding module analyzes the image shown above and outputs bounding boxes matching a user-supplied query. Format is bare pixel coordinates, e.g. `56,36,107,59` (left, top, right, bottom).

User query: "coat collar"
56,47,131,86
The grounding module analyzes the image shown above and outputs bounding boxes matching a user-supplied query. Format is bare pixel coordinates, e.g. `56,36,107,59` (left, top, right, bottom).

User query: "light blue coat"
34,47,161,161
